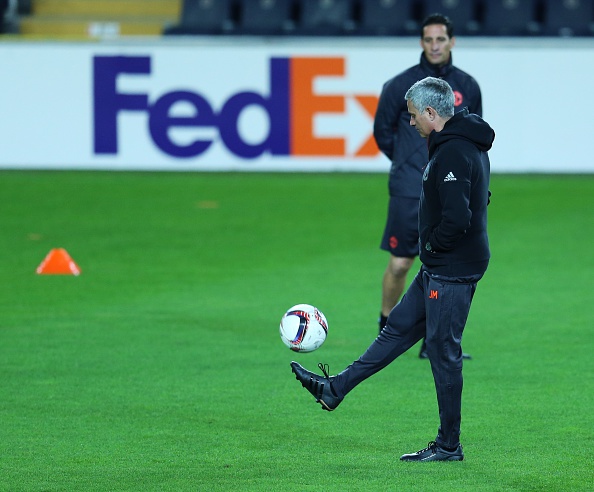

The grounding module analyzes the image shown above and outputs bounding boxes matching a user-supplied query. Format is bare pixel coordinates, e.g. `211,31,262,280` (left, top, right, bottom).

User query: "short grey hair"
405,77,455,118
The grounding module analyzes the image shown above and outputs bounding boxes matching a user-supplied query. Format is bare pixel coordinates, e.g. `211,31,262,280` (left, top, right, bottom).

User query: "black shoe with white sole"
290,361,342,411
400,441,464,462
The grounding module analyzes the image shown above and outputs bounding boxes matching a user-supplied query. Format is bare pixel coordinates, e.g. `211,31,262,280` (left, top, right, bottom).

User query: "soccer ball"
279,304,328,353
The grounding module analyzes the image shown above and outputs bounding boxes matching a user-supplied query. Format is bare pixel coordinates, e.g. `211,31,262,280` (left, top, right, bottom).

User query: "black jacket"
374,54,482,198
419,108,495,277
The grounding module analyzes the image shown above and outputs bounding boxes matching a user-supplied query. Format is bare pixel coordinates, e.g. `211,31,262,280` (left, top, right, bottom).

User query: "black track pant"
332,267,482,449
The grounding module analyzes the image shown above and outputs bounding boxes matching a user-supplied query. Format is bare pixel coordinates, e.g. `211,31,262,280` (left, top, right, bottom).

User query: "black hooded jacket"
419,108,495,276
374,53,482,198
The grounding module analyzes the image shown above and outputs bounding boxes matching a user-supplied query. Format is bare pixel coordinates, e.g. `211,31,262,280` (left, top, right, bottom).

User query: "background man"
374,14,482,358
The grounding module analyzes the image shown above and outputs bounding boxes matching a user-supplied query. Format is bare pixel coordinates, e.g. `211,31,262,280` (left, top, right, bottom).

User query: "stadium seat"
237,0,295,35
294,0,355,35
0,0,18,34
482,0,541,36
356,0,419,36
0,0,7,33
164,0,233,35
541,0,594,37
422,0,480,35
18,0,32,15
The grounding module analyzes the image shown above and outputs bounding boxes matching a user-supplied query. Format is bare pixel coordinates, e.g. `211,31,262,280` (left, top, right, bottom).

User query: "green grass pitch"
0,171,592,491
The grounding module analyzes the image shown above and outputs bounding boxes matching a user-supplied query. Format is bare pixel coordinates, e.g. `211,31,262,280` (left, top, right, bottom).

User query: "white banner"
1,38,593,173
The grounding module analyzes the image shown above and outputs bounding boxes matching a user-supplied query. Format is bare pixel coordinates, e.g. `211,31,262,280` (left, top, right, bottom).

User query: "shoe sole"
401,454,464,462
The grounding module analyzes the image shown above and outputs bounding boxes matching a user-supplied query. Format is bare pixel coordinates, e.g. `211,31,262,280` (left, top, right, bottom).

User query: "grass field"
0,171,592,491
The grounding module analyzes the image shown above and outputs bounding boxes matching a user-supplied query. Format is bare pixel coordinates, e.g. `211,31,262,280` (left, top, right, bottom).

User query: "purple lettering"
92,56,291,159
149,91,216,158
93,56,150,154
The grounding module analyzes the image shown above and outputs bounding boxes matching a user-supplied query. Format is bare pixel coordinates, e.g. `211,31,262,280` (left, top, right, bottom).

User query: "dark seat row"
164,0,594,38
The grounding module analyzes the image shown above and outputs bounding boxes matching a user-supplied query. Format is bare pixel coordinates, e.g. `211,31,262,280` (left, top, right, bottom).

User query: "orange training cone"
36,248,81,276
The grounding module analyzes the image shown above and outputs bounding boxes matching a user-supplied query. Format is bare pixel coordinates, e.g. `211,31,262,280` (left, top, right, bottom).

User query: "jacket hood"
428,108,495,157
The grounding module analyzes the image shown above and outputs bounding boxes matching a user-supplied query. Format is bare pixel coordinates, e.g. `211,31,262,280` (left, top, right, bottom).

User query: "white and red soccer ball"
279,304,328,353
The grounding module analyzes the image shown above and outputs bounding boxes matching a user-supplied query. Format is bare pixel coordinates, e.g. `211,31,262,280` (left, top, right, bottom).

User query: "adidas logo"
444,172,457,182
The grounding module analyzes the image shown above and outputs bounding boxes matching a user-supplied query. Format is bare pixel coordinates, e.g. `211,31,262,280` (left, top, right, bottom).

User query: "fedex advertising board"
1,42,397,171
1,39,594,172
93,54,381,165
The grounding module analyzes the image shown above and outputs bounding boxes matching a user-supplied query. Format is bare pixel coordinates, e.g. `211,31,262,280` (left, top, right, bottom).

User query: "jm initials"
429,290,439,299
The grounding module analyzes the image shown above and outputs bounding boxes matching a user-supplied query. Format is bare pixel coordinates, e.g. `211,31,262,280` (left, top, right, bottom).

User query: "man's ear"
425,106,437,121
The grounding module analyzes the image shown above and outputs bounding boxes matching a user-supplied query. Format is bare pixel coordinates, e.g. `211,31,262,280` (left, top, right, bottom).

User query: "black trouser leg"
423,271,480,449
332,270,426,398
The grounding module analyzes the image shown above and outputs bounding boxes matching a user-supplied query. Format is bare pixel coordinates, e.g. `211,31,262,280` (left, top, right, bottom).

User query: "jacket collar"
420,52,453,78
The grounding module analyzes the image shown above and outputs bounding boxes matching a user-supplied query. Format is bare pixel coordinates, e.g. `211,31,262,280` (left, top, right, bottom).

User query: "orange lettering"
353,95,380,156
290,57,345,156
429,290,439,299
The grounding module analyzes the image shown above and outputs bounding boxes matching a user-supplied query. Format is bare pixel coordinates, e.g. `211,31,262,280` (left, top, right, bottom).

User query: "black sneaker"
290,361,343,411
400,441,464,462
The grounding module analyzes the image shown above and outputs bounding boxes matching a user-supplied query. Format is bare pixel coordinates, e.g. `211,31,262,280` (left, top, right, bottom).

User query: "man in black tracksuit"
375,14,482,361
291,77,495,462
